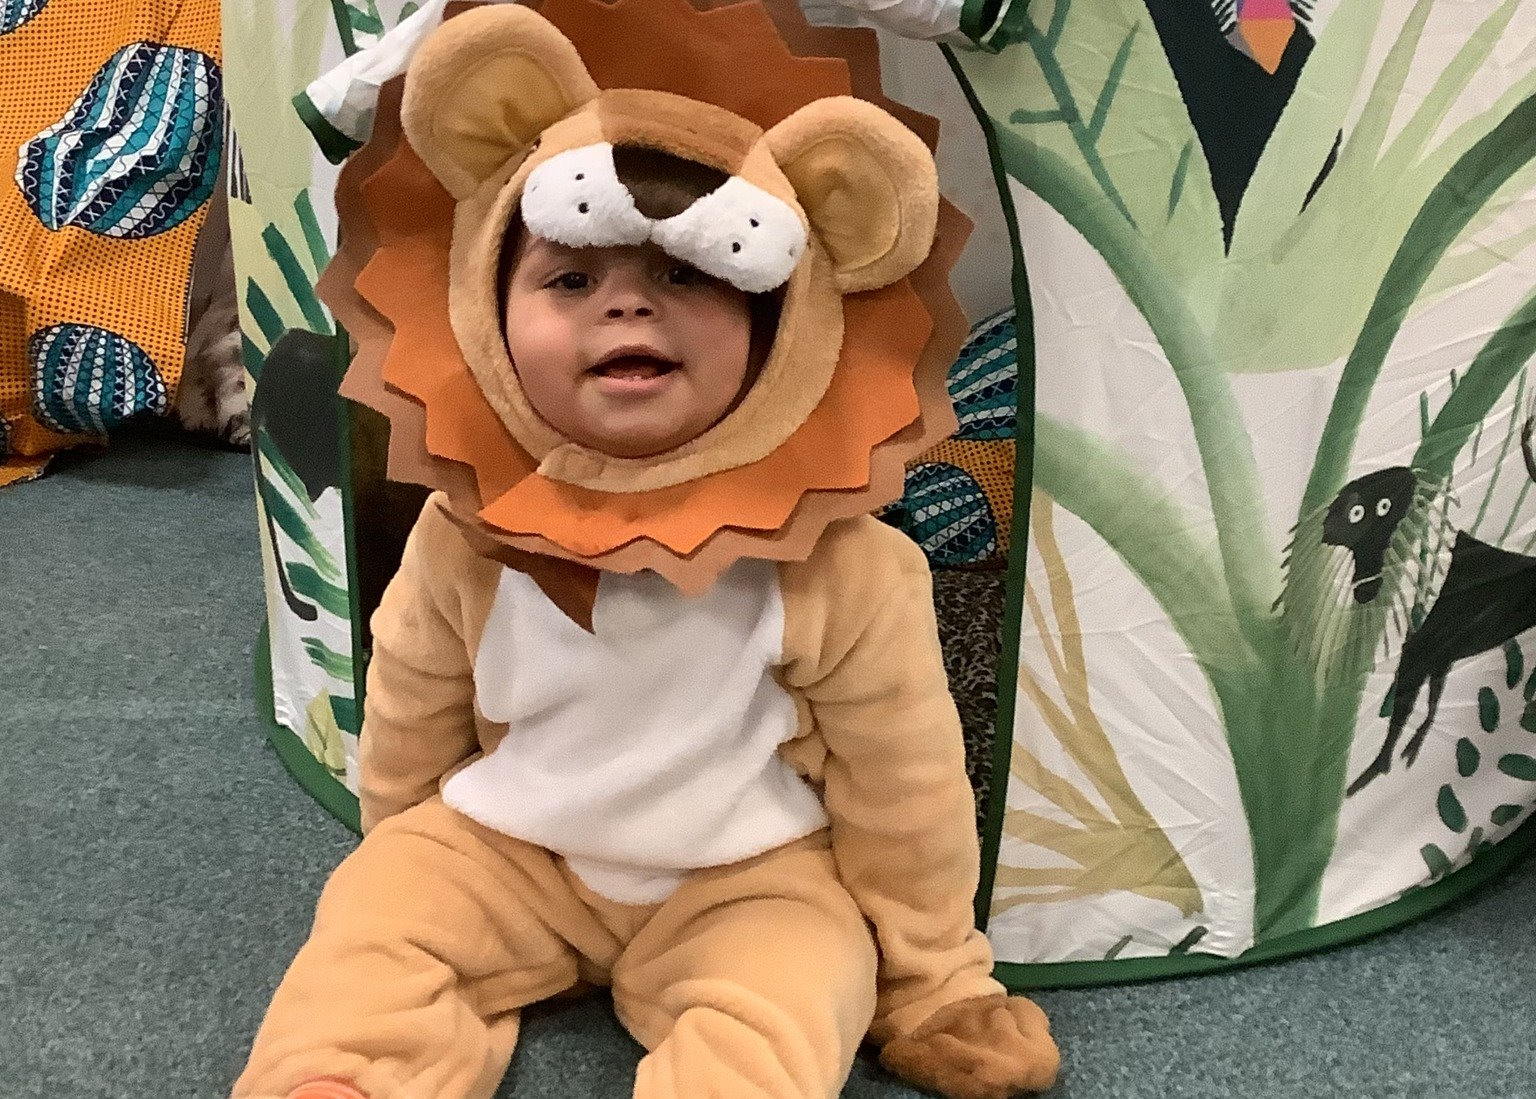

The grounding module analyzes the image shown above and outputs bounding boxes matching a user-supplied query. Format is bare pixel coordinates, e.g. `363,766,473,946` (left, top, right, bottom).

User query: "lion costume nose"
522,142,806,294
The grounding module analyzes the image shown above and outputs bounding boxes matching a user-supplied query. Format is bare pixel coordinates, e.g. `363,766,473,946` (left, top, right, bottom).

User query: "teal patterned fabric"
0,0,47,34
16,42,221,238
886,309,1019,567
30,323,166,434
950,309,1017,440
898,461,1001,567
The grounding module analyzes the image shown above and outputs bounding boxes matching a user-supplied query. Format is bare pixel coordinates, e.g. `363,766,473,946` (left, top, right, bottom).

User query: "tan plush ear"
764,96,938,293
402,5,599,200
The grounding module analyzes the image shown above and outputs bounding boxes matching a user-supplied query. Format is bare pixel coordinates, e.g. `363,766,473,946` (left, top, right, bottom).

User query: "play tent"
229,0,1536,989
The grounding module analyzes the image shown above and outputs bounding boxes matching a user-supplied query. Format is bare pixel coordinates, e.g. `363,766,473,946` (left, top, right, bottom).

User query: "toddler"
233,8,1059,1099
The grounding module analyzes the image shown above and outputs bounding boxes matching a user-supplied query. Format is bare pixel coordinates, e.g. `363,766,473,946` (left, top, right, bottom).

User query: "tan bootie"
285,1080,370,1099
880,994,1061,1099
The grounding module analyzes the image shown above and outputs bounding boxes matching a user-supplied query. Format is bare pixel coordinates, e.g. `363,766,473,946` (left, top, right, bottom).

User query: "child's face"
504,235,755,459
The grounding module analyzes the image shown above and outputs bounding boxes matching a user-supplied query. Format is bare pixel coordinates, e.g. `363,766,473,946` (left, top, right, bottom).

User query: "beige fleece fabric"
233,498,1055,1099
232,802,875,1099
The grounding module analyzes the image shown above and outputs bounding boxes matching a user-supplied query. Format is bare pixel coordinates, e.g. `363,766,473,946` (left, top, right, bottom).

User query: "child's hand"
879,994,1060,1098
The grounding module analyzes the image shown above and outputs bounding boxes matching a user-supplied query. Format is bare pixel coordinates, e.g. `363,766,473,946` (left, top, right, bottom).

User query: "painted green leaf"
1437,785,1468,832
257,432,314,515
328,0,358,55
979,0,1223,288
1166,140,1194,222
1011,108,1066,125
1522,701,1536,734
1497,753,1536,780
1420,843,1453,879
259,466,318,546
288,562,350,619
262,223,331,335
1414,281,1536,488
245,278,285,347
1466,826,1490,859
1491,804,1524,826
1456,738,1481,777
1470,373,1529,535
347,1,384,36
1086,26,1139,145
256,435,343,584
1507,639,1525,689
301,636,353,681
1525,668,1536,702
241,334,263,380
331,694,359,735
1168,926,1208,955
1480,687,1501,731
292,189,331,274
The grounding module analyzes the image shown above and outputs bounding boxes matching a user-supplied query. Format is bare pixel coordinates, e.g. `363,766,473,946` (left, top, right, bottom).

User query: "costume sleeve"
779,517,1004,1045
826,0,970,46
295,0,450,161
358,498,482,833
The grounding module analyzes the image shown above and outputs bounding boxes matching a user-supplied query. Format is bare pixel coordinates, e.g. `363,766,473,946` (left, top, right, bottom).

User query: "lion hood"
319,0,970,599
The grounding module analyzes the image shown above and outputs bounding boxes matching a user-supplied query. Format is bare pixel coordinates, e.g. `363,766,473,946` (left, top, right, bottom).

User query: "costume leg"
612,834,878,1099
233,798,621,1099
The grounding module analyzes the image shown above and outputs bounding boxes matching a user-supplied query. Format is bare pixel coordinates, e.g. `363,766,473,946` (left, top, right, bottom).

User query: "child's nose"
600,269,657,319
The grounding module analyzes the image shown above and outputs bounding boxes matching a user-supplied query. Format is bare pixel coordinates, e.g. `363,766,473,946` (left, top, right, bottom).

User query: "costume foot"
286,1080,369,1099
880,994,1059,1098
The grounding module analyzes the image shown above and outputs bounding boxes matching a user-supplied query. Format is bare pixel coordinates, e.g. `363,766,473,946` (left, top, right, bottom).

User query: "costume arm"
358,498,482,833
780,517,1002,1044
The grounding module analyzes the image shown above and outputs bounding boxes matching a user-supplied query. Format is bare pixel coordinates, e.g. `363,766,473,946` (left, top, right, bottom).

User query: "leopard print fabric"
931,568,1006,834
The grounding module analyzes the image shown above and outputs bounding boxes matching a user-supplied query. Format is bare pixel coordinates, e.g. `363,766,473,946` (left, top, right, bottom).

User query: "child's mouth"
591,356,677,378
587,352,681,390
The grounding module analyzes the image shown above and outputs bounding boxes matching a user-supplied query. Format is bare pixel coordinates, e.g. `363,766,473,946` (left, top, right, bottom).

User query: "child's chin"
582,425,690,460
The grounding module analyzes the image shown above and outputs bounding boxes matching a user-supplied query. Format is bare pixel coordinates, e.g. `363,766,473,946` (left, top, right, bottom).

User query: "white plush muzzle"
520,143,806,294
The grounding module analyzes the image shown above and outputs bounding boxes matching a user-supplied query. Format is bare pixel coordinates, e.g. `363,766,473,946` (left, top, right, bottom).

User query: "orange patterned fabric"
0,0,222,485
915,436,1017,560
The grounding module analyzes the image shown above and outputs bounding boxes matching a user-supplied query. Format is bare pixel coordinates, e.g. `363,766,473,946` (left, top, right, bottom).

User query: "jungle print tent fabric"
930,0,1536,982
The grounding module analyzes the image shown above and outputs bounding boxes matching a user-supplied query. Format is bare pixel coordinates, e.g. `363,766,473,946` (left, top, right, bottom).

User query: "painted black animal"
1347,419,1536,794
1319,466,1418,604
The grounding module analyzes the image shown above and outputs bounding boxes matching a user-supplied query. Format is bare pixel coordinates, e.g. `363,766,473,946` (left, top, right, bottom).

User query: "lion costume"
233,5,1059,1098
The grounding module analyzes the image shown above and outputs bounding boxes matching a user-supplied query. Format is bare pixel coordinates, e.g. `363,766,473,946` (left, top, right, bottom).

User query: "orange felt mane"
321,0,969,595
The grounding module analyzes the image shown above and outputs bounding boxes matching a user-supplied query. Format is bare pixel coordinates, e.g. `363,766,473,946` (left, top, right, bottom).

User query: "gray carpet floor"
3,428,1535,1099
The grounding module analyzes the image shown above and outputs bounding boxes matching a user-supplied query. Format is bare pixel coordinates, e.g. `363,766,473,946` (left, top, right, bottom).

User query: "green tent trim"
995,810,1536,989
256,621,363,835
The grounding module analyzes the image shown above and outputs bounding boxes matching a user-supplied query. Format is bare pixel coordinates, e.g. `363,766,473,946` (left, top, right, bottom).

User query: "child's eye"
666,264,706,286
546,271,589,291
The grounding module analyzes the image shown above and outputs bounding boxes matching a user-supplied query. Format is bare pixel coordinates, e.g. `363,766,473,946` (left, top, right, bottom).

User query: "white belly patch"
442,559,828,903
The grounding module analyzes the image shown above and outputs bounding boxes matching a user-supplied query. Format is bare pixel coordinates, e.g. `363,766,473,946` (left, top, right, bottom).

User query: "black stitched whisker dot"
578,202,589,213
750,218,759,227
731,242,741,253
